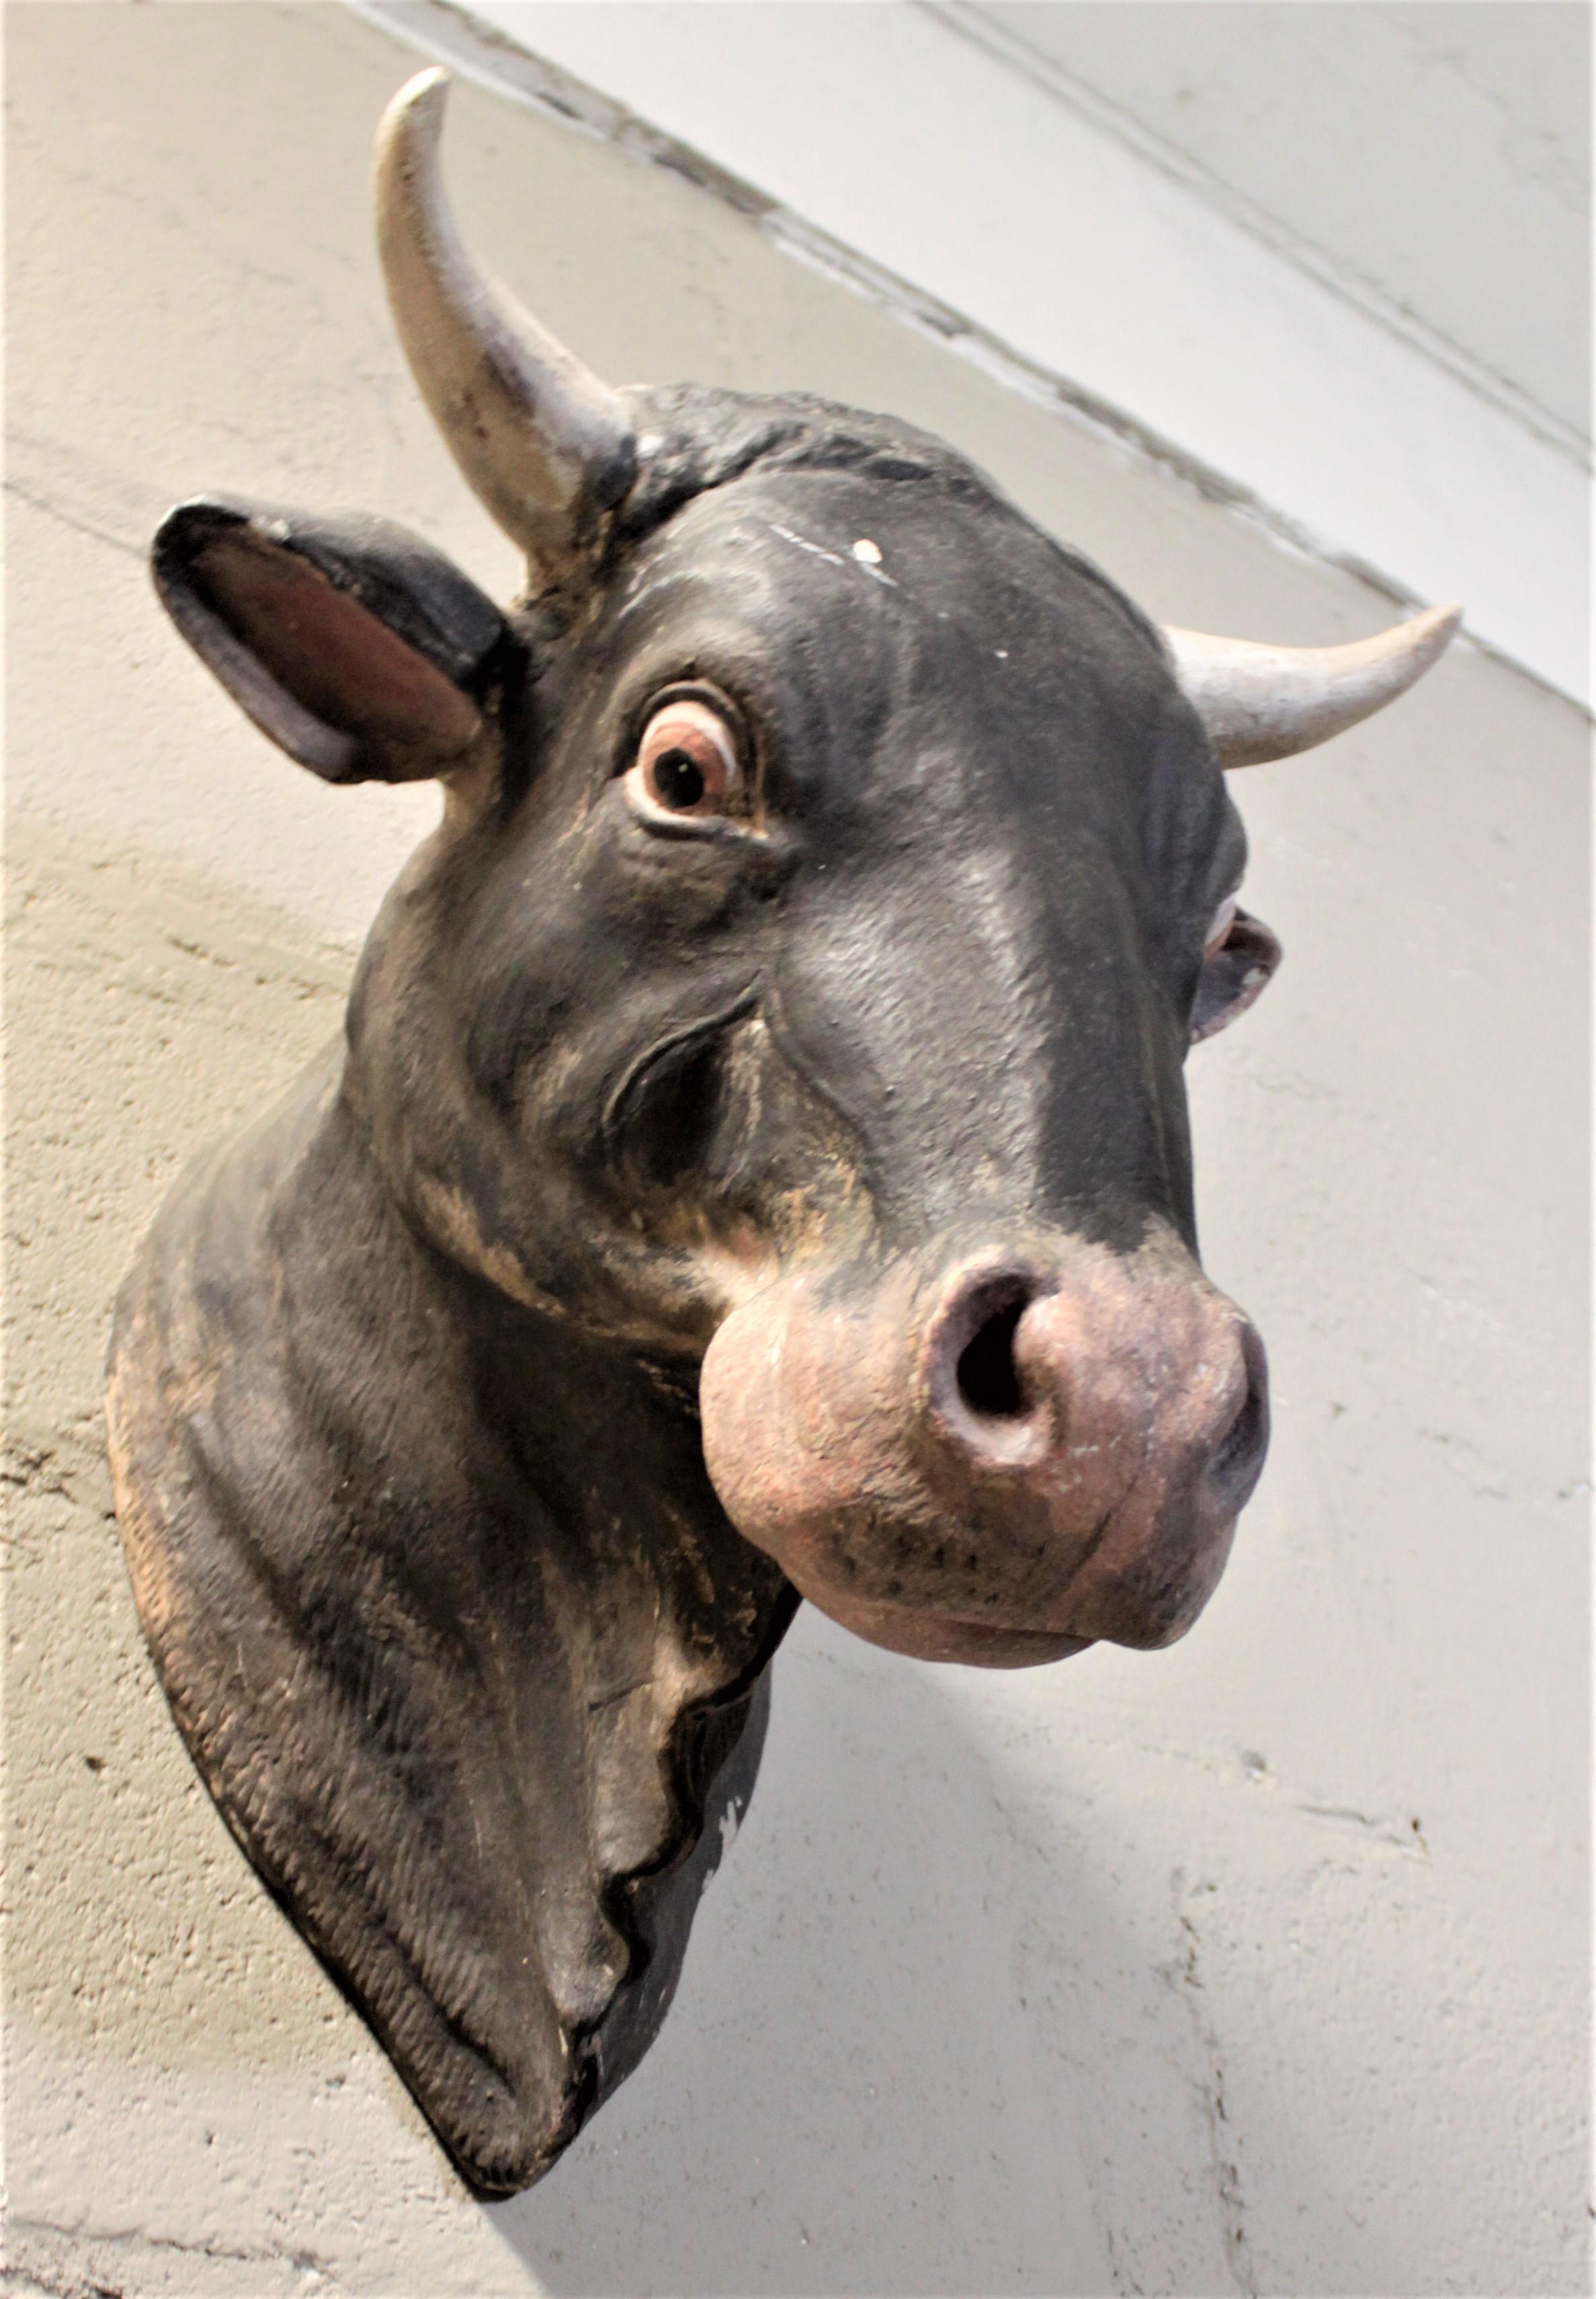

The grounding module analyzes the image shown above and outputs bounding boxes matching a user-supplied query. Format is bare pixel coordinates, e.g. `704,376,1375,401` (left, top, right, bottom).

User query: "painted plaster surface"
4,5,1588,2293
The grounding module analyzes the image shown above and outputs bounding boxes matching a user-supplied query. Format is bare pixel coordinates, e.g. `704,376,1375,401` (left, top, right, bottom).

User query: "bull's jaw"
794,1590,1098,1671
699,1227,1268,1669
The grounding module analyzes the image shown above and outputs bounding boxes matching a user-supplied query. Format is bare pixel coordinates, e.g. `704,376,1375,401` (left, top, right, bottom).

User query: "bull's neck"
118,1046,792,2195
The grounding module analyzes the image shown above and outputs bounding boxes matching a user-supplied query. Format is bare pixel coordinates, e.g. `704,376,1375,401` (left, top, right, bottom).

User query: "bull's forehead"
567,468,1232,1249
596,467,1195,827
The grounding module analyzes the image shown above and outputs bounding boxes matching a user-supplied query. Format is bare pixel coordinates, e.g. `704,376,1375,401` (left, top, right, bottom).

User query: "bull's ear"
152,496,511,785
1191,907,1282,1042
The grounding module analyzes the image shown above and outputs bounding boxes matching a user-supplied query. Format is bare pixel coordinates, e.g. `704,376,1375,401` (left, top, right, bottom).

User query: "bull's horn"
1163,605,1462,768
374,69,636,589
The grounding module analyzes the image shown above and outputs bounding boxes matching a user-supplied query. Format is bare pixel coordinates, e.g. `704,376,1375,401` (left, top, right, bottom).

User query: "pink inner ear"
195,533,482,765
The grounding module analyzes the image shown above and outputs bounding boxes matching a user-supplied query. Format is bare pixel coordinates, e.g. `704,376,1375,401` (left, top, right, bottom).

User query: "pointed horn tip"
1380,601,1464,684
1165,599,1467,768
1416,601,1464,652
377,67,451,155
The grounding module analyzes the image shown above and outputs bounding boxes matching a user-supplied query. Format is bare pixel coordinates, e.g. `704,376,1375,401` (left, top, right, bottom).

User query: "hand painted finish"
106,71,1459,2198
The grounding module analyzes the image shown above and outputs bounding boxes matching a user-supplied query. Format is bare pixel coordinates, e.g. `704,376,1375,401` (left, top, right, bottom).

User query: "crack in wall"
3,481,144,567
1171,1874,1257,2299
3,2216,339,2298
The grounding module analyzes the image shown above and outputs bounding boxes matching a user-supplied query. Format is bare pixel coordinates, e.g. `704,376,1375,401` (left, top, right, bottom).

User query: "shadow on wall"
482,1612,1306,2298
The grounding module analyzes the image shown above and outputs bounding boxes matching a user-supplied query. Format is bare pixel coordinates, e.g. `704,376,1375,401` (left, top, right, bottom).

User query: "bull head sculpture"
108,70,1460,2196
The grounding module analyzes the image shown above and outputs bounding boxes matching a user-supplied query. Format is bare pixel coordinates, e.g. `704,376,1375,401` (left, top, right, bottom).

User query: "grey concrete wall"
5,6,1588,2294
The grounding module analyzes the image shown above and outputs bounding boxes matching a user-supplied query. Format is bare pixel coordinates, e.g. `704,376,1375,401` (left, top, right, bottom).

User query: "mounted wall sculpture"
106,70,1460,2198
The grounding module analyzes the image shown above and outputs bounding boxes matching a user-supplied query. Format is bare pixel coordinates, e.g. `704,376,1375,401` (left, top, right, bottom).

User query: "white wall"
962,0,1591,445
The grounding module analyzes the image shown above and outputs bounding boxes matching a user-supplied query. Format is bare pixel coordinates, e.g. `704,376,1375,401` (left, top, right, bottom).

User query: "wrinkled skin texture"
110,389,1275,2197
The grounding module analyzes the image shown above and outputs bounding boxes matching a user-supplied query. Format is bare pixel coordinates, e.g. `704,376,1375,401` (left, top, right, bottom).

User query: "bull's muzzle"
701,1230,1268,1667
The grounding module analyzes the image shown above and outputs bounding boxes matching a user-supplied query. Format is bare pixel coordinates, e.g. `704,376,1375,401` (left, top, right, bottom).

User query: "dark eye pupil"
653,747,706,808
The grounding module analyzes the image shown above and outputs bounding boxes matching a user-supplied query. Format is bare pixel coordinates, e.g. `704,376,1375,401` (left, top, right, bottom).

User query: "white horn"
1164,605,1462,768
373,69,636,589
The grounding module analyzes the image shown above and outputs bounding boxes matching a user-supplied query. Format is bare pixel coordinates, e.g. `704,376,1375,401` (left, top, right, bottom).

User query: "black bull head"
106,71,1459,2197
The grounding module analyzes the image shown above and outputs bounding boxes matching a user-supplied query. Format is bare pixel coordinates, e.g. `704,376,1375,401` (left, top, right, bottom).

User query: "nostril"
956,1294,1030,1419
927,1265,1053,1466
1210,1323,1270,1495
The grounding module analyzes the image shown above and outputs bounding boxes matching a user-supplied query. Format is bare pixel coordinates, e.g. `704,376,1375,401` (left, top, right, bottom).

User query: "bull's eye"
626,694,747,826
